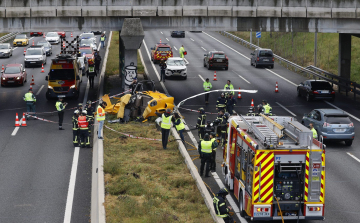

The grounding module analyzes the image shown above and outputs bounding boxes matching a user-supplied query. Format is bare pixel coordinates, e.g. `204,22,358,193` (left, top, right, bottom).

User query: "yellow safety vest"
179,47,185,58
24,92,35,102
201,140,213,153
101,36,105,41
175,118,185,131
224,84,234,95
203,82,212,92
311,128,318,139
55,101,64,111
263,104,272,114
97,105,105,121
161,114,171,129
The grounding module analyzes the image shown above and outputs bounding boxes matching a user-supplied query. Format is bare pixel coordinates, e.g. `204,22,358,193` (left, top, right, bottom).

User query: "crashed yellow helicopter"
101,80,175,121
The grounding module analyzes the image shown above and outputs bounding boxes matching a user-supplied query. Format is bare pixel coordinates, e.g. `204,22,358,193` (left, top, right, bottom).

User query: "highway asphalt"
0,31,108,223
141,31,360,223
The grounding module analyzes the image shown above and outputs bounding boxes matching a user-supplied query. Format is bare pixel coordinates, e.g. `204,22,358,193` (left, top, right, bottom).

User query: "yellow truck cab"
45,54,81,100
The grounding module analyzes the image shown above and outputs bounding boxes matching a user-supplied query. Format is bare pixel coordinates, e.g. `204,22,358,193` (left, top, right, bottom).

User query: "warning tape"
105,125,162,141
178,107,218,115
26,114,72,125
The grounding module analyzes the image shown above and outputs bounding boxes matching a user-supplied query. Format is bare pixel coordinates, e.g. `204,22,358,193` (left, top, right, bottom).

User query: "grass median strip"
103,121,213,223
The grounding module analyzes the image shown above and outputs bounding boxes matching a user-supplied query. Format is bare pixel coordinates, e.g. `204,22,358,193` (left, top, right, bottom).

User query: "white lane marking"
166,38,169,42
201,47,207,51
232,70,251,84
265,68,297,87
13,47,18,50
174,46,178,51
161,31,163,34
347,152,360,163
11,120,22,136
276,102,297,117
198,74,205,82
184,58,189,65
36,85,44,95
324,101,360,123
212,172,246,223
63,147,80,223
190,38,195,41
29,37,34,40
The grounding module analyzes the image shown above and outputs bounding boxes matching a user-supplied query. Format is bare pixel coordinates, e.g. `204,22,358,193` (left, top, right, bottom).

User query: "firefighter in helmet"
196,107,206,140
213,188,234,223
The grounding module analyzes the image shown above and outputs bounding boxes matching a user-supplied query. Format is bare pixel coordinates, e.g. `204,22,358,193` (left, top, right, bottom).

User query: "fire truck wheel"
239,192,246,217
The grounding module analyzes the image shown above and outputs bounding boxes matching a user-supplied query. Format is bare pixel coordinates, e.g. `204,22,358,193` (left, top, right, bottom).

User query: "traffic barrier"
24,48,26,55
275,82,279,93
21,113,27,127
251,99,254,107
41,64,44,73
30,75,35,85
159,39,161,43
1,64,4,71
213,71,217,81
238,87,242,99
15,113,20,127
71,32,73,37
32,40,34,46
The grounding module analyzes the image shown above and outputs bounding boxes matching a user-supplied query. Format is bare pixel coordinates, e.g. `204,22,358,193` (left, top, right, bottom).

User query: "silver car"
302,109,354,146
0,43,13,58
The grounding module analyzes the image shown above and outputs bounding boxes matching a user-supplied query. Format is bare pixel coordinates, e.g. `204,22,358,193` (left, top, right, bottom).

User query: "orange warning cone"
24,48,26,55
15,113,20,127
32,40,35,46
41,64,44,73
238,87,242,99
275,82,279,93
251,99,254,107
160,39,161,43
21,113,27,127
1,64,4,71
63,41,65,48
213,71,217,81
43,33,45,38
30,75,35,85
29,84,33,90
71,32,73,37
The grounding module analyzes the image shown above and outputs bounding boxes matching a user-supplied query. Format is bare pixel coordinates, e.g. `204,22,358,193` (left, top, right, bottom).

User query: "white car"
45,32,60,44
165,57,187,80
80,39,97,52
79,33,96,44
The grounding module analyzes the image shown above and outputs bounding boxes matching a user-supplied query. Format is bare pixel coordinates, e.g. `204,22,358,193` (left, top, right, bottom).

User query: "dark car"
250,48,274,69
302,109,354,146
91,31,102,35
297,80,335,102
171,31,185,38
1,64,27,86
57,31,66,38
30,32,43,36
203,51,229,70
37,41,52,56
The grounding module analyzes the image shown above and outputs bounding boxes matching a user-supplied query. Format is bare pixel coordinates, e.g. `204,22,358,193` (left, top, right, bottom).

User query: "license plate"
254,212,270,217
57,95,65,98
30,62,36,63
173,73,181,75
217,59,223,62
161,53,167,56
334,128,345,132
7,81,14,83
320,90,329,93
263,59,269,61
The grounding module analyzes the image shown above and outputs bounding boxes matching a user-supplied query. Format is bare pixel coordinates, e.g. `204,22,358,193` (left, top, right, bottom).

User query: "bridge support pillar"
119,18,145,90
338,33,351,80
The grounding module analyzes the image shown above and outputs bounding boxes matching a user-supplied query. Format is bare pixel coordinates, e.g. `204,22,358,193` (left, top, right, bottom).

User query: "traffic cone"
1,64,4,71
43,33,45,38
160,39,161,43
41,64,44,73
238,87,242,99
63,41,65,48
30,75,34,85
24,48,26,55
32,40,35,46
21,113,27,127
29,84,33,90
275,82,279,93
15,113,20,127
251,99,254,107
71,32,73,37
213,71,217,81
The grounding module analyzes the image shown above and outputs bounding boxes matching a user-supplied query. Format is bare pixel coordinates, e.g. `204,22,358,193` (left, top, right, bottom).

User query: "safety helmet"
224,112,230,118
86,100,92,105
221,93,225,97
218,187,229,196
78,103,83,107
204,133,210,140
198,107,205,114
82,110,87,115
74,110,80,114
165,108,171,114
262,99,267,104
88,58,95,66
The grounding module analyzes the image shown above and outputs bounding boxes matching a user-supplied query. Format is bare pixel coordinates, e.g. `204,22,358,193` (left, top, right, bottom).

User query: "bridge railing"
0,32,21,44
220,31,360,101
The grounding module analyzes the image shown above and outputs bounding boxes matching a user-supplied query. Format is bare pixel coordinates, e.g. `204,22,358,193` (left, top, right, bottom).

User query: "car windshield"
213,54,225,59
81,34,94,39
15,35,26,39
47,33,58,37
0,44,9,49
325,116,351,124
311,81,332,90
4,67,20,74
259,50,273,57
80,39,93,44
79,48,92,54
157,47,170,52
37,42,50,47
49,69,75,80
26,49,42,55
167,60,185,66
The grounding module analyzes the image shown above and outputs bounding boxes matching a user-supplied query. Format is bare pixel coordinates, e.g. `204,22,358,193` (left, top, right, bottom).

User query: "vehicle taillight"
331,91,335,94
349,122,354,127
225,56,229,61
264,208,269,212
272,57,274,61
209,55,213,61
256,208,261,212
257,57,259,61
323,122,330,127
309,207,321,211
312,90,319,94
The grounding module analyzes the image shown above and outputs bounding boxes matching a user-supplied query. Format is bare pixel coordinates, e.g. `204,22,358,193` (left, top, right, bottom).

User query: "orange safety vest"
78,116,89,129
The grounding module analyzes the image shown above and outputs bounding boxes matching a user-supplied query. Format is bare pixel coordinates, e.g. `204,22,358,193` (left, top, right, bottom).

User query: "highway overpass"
1,0,360,32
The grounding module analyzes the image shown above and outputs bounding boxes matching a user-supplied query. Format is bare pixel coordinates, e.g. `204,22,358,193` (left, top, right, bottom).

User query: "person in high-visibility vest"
172,113,185,143
209,132,218,172
100,33,106,49
23,88,36,120
78,110,91,148
224,80,234,96
97,101,107,139
179,45,185,58
203,78,212,104
72,110,80,146
155,109,172,149
87,58,97,89
198,133,212,177
213,188,234,223
309,123,318,139
55,98,67,130
260,99,272,115
196,108,206,140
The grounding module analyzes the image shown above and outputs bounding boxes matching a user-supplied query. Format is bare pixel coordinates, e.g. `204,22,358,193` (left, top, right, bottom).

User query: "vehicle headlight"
2,77,5,80
16,77,20,80
48,85,53,89
24,58,27,61
39,57,43,60
70,85,76,89
210,123,213,127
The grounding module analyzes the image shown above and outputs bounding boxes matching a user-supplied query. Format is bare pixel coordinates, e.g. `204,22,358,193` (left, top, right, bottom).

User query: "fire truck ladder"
240,115,279,148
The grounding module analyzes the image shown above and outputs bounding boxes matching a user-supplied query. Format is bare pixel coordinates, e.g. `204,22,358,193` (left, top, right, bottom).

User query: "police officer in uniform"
216,93,227,112
100,33,106,49
203,78,212,104
213,188,234,223
78,110,91,148
196,107,206,140
72,110,80,146
172,113,185,143
209,132,218,172
259,100,272,116
155,109,172,150
56,98,67,130
23,88,36,120
224,80,234,96
159,59,167,82
198,133,212,177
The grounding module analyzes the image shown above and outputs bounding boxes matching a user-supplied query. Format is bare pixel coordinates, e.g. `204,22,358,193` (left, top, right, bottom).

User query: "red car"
79,46,94,63
1,64,27,86
30,32,43,36
57,31,66,38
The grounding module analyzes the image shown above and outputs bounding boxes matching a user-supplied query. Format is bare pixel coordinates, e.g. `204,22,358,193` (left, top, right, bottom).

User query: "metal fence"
219,31,360,101
0,32,21,43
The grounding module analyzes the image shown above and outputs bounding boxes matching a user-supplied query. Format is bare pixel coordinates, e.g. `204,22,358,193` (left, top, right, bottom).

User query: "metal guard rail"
220,31,360,101
0,32,21,43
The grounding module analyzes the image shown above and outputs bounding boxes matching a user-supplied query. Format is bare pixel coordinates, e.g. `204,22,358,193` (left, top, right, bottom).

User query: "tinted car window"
259,51,273,57
167,60,185,66
37,42,50,47
4,67,20,74
325,116,351,124
157,47,170,52
15,35,26,39
311,81,332,90
49,69,75,80
213,54,225,59
27,49,42,55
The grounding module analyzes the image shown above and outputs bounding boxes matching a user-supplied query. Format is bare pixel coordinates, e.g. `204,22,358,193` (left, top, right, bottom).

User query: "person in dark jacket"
216,93,227,112
159,59,167,82
209,132,218,172
87,62,97,89
213,188,233,223
226,92,236,115
172,113,185,143
155,109,172,149
196,107,206,140
94,52,102,73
